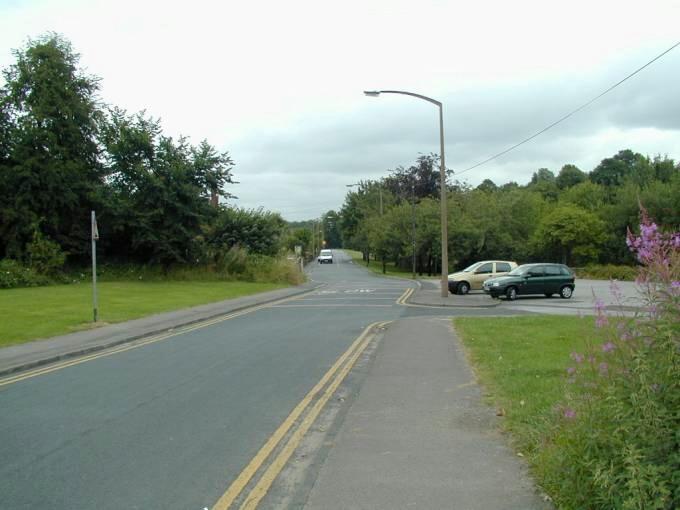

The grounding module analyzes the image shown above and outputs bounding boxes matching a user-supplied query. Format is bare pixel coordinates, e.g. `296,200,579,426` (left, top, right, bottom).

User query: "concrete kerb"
406,281,502,309
0,282,325,379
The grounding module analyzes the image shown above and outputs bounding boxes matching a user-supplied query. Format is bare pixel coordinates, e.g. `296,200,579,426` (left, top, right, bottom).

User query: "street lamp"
364,90,449,297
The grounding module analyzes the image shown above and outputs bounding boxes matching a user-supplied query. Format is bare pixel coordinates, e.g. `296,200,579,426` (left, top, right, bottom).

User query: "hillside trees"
337,151,677,272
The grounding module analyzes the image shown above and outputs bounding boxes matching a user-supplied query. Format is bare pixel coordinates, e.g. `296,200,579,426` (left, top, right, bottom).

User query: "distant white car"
317,249,333,264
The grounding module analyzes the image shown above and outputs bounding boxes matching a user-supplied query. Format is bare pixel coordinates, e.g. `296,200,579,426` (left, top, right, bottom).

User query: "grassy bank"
344,249,417,279
453,316,596,455
0,281,286,347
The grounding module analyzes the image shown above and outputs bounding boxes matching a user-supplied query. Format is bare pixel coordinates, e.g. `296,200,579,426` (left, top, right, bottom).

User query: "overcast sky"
1,0,679,220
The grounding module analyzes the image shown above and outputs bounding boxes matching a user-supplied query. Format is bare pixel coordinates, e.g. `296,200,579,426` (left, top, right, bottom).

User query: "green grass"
453,315,598,455
344,249,418,279
0,280,287,347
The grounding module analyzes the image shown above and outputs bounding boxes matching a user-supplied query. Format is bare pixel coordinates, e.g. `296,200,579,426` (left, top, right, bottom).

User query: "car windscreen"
507,266,529,276
320,250,332,255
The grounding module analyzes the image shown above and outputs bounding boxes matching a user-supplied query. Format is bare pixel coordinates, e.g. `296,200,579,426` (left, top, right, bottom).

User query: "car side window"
496,262,511,273
560,266,572,276
528,266,544,277
476,263,493,274
545,266,561,276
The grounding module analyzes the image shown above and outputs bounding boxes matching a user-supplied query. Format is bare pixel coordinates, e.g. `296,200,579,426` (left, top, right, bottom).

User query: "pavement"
301,317,552,510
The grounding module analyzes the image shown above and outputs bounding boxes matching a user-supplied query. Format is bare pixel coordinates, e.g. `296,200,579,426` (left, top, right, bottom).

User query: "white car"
317,249,333,264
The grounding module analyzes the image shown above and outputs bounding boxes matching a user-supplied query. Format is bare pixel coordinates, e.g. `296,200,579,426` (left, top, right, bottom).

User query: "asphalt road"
0,251,526,510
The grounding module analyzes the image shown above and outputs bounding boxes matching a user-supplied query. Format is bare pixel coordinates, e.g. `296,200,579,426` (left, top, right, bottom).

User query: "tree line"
0,34,294,277
334,150,679,274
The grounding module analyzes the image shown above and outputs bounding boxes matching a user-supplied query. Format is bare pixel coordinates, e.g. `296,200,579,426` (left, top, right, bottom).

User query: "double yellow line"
212,321,389,510
396,287,414,305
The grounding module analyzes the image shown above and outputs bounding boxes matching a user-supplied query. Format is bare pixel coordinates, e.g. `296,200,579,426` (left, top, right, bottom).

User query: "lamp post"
364,90,449,297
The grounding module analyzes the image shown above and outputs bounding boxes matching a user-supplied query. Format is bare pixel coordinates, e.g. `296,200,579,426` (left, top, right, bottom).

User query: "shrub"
0,259,50,288
536,208,679,509
26,231,66,275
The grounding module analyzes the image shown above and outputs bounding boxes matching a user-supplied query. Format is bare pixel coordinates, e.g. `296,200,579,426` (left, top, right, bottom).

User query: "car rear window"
560,266,572,276
496,262,511,272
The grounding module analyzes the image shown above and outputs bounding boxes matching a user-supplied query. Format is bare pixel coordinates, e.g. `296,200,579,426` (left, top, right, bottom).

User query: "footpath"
302,317,552,510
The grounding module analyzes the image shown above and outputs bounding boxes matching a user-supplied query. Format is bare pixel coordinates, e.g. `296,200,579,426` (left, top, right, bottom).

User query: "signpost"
91,211,99,322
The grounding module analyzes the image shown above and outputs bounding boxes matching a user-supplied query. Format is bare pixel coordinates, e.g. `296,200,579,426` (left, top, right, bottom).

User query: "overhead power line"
455,41,680,176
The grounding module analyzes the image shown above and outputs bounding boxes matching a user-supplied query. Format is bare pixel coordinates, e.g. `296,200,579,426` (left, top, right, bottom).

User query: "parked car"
482,263,575,300
448,260,517,294
317,249,333,264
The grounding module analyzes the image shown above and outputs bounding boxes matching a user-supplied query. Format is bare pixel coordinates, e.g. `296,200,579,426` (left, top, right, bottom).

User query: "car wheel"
560,286,573,299
505,286,517,301
544,293,552,298
458,282,470,295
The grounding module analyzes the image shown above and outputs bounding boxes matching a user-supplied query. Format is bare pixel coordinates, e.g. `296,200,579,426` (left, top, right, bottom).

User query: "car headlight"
492,282,500,287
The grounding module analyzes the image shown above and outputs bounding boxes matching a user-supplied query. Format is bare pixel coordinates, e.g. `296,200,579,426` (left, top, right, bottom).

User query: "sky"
1,0,679,220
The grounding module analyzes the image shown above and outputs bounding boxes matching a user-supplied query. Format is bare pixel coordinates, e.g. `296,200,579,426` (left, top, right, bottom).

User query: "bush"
536,208,680,509
26,231,66,275
0,259,50,288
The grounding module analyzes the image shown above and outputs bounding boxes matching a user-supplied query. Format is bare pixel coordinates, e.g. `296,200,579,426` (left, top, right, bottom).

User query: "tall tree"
0,34,103,260
556,164,586,189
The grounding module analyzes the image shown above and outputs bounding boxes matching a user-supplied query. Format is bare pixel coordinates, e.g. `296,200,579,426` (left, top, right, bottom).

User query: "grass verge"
0,281,287,348
453,316,597,456
344,249,417,279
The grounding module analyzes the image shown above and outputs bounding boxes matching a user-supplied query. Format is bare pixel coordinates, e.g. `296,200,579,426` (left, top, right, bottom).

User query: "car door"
470,262,494,289
543,265,564,294
523,266,545,295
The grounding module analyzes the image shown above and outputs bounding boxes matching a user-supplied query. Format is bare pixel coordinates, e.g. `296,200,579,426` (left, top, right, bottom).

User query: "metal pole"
364,89,449,297
438,103,449,297
411,180,416,280
91,210,98,322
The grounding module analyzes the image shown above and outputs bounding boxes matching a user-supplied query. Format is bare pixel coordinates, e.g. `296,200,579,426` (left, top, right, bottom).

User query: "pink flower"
598,362,609,375
570,352,584,363
601,342,615,353
563,408,576,419
567,367,576,375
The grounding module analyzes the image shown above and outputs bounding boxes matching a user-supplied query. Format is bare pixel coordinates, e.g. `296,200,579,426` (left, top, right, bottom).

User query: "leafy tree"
590,149,651,188
208,207,286,257
528,168,558,201
556,164,586,189
531,204,606,265
0,34,103,260
476,178,498,193
321,210,342,248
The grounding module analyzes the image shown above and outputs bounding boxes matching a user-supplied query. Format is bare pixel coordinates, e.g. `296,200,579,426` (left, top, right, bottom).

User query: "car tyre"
458,282,470,295
560,286,573,299
505,286,517,301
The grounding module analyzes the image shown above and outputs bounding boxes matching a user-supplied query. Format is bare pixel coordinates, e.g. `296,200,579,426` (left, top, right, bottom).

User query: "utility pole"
411,180,416,280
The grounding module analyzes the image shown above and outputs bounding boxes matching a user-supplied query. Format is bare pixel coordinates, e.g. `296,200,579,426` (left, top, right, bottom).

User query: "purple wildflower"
601,342,615,353
570,352,584,363
598,362,608,375
567,367,576,375
563,408,576,419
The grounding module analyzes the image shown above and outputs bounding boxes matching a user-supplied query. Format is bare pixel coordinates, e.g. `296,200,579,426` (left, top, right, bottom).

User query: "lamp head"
363,90,381,97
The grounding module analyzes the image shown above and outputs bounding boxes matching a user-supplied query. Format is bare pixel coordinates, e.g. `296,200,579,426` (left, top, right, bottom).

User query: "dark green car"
482,263,575,300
